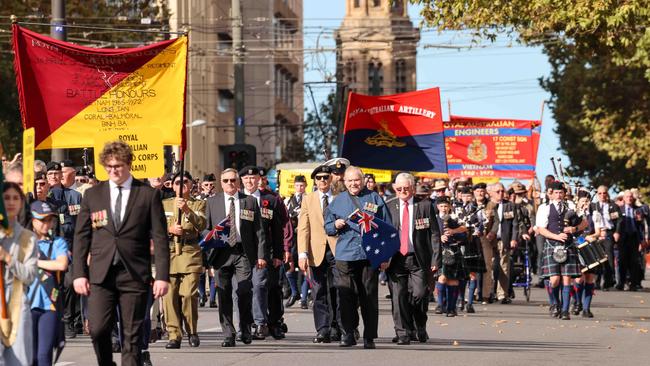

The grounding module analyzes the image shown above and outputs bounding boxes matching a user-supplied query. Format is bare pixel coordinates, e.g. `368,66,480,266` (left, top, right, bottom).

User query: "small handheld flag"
199,217,231,251
350,209,400,268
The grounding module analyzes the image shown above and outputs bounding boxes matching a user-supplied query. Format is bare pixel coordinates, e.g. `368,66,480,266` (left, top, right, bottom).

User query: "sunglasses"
222,178,237,183
394,187,410,192
314,175,330,181
173,179,190,186
35,181,47,187
105,164,125,171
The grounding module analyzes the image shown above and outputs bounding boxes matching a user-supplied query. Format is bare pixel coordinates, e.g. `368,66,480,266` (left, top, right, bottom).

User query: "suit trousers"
215,254,253,338
252,263,283,327
600,232,616,286
310,245,341,333
388,254,428,337
63,263,82,331
618,236,641,287
335,259,378,340
163,272,200,340
88,264,148,366
481,237,496,298
495,240,511,300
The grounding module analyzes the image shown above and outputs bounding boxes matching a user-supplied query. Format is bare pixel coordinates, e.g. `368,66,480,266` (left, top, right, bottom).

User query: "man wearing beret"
240,166,288,340
162,171,207,349
61,159,78,190
297,165,343,343
197,174,217,200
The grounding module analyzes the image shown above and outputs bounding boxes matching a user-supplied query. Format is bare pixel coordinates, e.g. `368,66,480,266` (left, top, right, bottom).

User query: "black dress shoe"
221,337,236,347
391,335,399,343
165,339,181,349
142,350,152,366
285,295,299,308
417,329,429,343
209,301,218,308
615,284,624,291
561,311,571,320
188,334,200,347
446,311,457,318
434,305,443,314
353,328,360,341
313,331,331,343
409,331,417,342
396,337,410,345
199,296,206,307
300,301,309,309
270,326,285,340
339,334,356,347
330,327,342,342
466,304,475,313
363,339,376,349
240,331,253,344
582,310,594,318
500,297,512,304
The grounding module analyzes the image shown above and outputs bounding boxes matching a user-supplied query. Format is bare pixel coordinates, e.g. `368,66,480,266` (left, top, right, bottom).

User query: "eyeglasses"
35,181,47,187
394,187,411,192
105,164,125,171
203,183,214,186
222,178,237,183
314,175,330,181
173,179,190,186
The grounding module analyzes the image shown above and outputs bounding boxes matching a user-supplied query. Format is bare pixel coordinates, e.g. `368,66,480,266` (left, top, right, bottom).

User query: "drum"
577,241,608,273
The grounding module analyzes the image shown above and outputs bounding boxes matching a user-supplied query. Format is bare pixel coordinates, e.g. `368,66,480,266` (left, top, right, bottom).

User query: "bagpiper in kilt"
536,181,587,320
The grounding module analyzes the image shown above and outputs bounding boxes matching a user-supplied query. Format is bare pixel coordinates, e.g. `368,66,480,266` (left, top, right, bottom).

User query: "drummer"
573,190,604,318
536,181,587,320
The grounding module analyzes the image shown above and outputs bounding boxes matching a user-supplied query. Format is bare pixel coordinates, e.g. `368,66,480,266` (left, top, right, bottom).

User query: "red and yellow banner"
12,25,187,150
444,115,538,179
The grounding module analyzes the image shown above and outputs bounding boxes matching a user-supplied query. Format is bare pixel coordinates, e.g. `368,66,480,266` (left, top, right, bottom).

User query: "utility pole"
232,0,245,144
51,0,66,162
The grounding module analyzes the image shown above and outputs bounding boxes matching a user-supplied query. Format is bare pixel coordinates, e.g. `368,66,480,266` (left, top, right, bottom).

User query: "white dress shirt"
318,189,333,211
598,201,613,230
224,193,241,235
109,175,133,223
536,200,564,229
399,197,414,253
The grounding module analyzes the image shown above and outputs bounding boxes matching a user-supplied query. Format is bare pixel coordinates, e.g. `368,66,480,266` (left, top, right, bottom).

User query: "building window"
217,33,232,51
217,89,233,113
372,0,380,7
395,59,407,93
354,0,360,8
368,61,383,96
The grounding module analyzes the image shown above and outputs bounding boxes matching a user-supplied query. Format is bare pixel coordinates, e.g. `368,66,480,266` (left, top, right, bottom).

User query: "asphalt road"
56,279,650,366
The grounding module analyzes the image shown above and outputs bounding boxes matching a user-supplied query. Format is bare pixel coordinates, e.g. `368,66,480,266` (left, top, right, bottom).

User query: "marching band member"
536,181,586,320
456,186,486,313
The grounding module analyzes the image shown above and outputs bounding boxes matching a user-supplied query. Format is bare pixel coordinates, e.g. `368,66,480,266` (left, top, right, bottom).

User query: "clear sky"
303,0,568,182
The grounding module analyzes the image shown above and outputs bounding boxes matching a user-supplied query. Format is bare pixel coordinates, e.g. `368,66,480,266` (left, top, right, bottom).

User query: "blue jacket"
324,188,390,261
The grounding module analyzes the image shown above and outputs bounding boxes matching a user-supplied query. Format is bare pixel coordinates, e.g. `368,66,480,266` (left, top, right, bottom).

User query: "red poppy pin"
262,199,269,207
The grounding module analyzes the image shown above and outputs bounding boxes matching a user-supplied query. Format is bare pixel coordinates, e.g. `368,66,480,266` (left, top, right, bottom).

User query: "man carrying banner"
162,171,206,349
72,141,170,366
203,168,266,347
297,165,341,343
324,166,391,349
385,172,438,344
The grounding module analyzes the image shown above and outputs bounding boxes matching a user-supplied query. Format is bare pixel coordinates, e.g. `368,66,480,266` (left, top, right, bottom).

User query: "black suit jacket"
386,196,439,271
204,192,267,268
258,189,287,261
73,179,170,284
489,200,519,245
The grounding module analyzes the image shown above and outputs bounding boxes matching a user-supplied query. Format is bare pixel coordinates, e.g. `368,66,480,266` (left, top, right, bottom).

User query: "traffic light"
221,144,256,171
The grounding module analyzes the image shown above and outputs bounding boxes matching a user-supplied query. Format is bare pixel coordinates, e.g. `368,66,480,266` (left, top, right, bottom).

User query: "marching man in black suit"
73,141,170,366
203,168,267,347
385,172,438,344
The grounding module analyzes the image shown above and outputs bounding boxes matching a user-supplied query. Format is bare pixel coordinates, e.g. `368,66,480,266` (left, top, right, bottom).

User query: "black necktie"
112,186,123,265
228,197,237,247
114,186,123,229
322,194,329,217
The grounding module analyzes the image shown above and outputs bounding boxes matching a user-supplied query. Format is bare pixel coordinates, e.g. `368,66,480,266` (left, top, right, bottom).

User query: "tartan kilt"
540,240,581,278
441,246,465,280
461,237,486,274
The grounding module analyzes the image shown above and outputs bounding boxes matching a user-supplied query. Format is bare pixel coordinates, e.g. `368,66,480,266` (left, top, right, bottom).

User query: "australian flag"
199,217,231,251
350,209,400,268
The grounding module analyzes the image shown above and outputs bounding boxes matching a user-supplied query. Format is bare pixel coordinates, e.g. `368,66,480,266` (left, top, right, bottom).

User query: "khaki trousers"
164,272,200,340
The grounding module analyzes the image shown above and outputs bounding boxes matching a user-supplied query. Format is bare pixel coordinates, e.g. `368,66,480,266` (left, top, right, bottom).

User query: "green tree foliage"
411,0,650,192
0,0,169,158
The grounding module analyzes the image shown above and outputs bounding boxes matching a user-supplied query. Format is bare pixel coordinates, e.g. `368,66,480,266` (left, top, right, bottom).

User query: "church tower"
335,0,420,96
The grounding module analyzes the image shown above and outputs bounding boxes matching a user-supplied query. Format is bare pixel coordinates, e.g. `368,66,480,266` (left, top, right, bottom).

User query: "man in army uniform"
162,171,207,349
